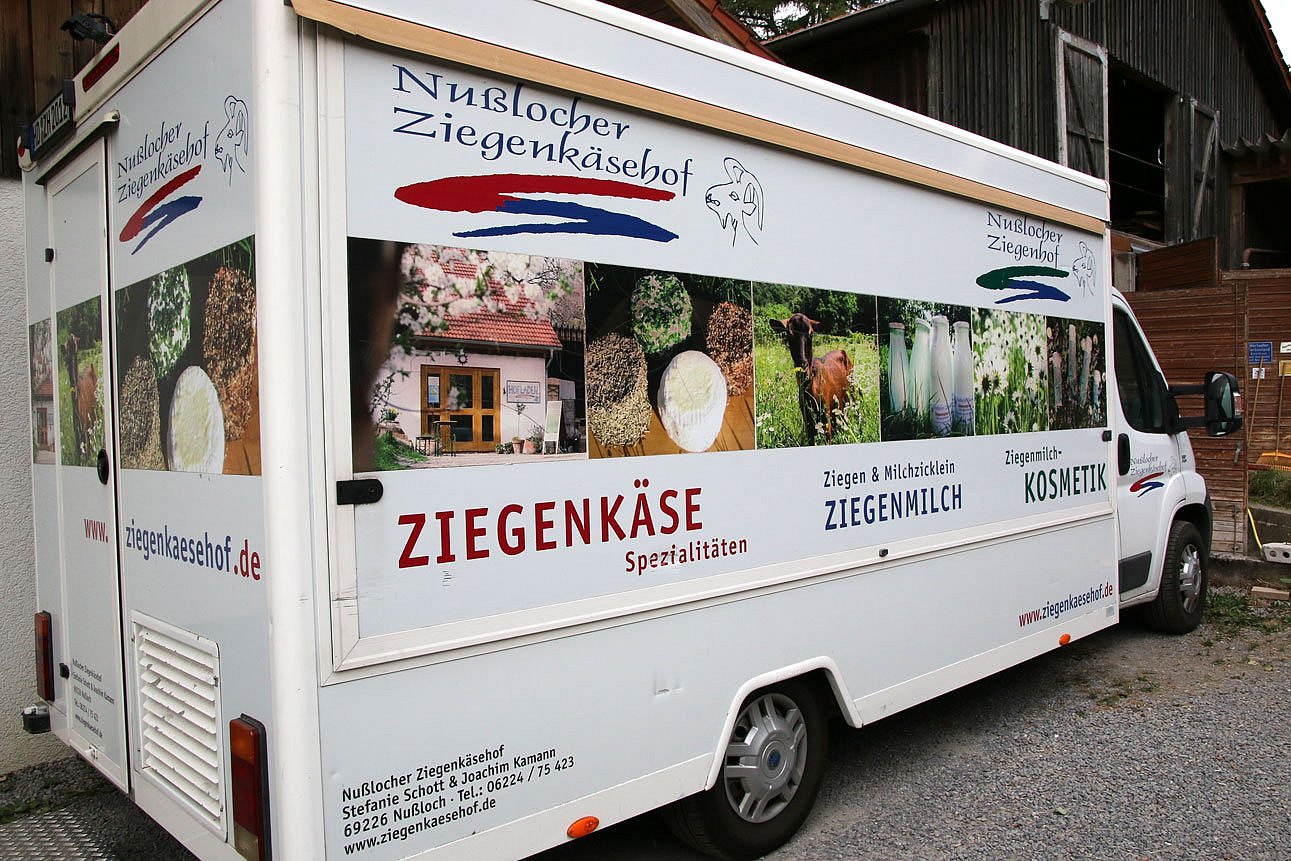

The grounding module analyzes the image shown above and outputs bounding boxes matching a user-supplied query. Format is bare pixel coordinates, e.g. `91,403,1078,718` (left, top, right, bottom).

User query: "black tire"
1144,520,1207,634
664,679,827,860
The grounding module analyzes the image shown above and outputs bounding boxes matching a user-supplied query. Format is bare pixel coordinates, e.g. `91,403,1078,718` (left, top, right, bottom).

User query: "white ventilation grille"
132,613,225,834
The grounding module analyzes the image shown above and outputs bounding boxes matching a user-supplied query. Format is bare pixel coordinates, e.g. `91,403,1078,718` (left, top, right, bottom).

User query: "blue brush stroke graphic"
132,196,202,254
453,199,678,243
977,266,1071,304
992,280,1071,303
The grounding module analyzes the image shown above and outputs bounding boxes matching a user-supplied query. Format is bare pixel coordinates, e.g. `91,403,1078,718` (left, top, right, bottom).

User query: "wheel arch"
1173,500,1212,555
1123,492,1212,609
702,659,858,791
1138,471,1201,590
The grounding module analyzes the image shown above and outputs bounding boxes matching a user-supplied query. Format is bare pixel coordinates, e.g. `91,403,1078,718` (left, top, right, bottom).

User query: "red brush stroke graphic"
394,174,674,212
119,165,202,242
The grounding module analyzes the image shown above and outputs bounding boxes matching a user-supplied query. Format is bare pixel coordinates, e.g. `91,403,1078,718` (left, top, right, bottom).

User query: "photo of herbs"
752,283,879,448
1047,317,1107,429
584,264,754,457
878,298,974,440
114,237,259,475
56,297,104,468
971,307,1049,435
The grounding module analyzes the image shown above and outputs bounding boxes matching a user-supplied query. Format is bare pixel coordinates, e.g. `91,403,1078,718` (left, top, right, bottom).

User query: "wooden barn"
770,0,1291,554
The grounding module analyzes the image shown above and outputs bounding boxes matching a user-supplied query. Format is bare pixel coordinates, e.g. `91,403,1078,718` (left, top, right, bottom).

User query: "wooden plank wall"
1222,270,1291,472
1053,0,1287,145
1126,286,1248,555
931,0,1057,159
1136,237,1218,291
2,0,148,178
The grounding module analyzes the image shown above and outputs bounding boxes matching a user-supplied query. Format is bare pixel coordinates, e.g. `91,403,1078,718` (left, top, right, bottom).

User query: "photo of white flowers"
972,308,1048,435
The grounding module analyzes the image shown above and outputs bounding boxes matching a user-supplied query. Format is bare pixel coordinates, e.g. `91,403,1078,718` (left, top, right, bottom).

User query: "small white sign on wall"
504,380,542,404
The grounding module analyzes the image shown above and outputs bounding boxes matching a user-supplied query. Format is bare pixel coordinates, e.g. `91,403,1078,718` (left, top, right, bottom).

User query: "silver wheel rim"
722,692,808,823
1178,542,1203,614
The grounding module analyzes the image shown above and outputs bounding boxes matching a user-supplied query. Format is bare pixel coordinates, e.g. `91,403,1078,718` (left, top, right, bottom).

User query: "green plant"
1250,468,1291,509
373,431,427,470
1205,589,1291,635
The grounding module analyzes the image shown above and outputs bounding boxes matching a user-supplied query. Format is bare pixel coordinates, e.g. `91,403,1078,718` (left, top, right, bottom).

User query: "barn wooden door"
1188,100,1219,241
1166,97,1220,244
1056,29,1108,180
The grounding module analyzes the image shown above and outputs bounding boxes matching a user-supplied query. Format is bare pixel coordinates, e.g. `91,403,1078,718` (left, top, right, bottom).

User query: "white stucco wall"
385,350,551,446
0,177,64,771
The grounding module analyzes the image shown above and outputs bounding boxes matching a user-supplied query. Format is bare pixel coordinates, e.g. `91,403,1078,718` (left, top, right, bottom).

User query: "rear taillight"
230,715,271,861
35,612,54,701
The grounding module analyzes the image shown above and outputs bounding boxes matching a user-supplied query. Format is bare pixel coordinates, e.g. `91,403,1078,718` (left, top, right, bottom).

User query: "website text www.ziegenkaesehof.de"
1018,581,1115,628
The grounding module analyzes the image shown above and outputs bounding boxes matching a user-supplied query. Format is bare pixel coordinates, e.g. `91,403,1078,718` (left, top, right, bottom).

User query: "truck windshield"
1113,308,1168,433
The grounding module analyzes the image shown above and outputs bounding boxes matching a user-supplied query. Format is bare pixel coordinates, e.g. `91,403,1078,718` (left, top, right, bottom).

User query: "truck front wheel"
664,679,827,860
1145,520,1207,634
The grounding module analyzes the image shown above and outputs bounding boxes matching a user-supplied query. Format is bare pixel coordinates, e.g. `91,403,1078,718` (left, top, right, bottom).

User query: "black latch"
45,248,54,262
337,479,383,506
22,705,51,735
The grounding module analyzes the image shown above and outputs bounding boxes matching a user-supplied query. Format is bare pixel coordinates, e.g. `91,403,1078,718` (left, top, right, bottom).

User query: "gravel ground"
4,585,1288,861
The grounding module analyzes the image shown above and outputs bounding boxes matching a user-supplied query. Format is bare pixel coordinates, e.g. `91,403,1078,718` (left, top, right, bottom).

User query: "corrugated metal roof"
1224,128,1291,158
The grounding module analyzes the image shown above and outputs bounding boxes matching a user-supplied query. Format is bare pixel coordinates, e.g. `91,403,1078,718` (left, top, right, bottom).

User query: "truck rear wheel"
664,679,827,860
1145,520,1207,634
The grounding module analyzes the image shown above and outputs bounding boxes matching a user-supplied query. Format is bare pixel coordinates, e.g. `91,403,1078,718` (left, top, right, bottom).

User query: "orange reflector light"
1058,633,1072,646
35,612,54,702
230,716,271,861
567,816,599,839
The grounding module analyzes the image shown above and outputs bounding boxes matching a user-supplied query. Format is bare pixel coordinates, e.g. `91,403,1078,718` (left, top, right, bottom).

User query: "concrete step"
1249,502,1291,552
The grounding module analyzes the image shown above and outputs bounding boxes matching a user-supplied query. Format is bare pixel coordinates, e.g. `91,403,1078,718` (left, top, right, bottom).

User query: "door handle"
96,449,110,485
1118,434,1131,476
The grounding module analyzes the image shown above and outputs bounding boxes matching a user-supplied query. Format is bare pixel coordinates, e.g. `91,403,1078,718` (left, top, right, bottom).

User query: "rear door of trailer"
28,2,272,856
40,140,130,791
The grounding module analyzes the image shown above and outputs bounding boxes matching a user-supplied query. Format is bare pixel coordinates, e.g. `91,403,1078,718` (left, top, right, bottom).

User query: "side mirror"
1204,371,1242,437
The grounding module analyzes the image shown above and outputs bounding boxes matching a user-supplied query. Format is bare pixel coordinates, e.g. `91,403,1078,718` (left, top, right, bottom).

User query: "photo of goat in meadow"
753,283,880,448
56,297,105,467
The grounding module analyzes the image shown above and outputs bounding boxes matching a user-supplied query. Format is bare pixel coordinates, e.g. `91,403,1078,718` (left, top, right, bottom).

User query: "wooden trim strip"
291,0,1107,235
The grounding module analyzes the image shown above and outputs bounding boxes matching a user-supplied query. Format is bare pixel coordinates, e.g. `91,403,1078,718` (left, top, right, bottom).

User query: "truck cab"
1111,289,1241,632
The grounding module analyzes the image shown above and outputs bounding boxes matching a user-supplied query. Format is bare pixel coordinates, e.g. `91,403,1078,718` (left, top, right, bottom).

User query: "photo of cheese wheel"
657,350,727,452
167,366,226,473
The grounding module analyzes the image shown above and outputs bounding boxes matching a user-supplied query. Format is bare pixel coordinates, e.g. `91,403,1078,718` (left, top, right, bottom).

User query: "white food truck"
19,1,1240,859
